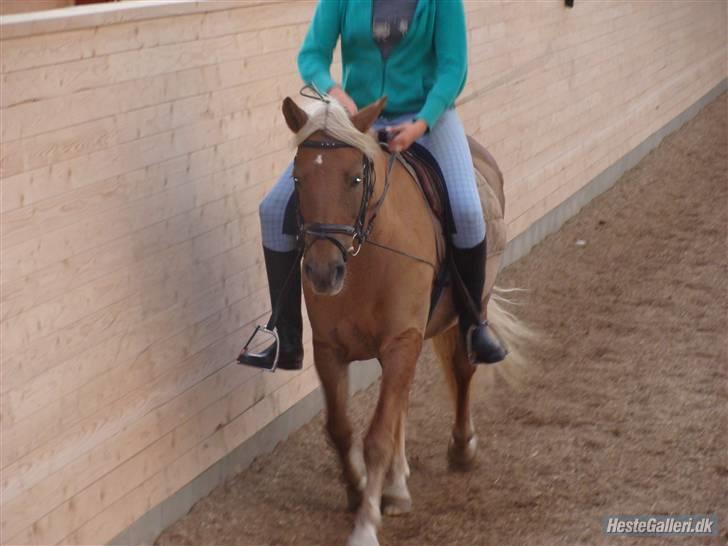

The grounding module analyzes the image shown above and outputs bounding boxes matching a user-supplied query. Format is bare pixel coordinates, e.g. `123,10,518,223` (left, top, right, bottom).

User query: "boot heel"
466,321,508,365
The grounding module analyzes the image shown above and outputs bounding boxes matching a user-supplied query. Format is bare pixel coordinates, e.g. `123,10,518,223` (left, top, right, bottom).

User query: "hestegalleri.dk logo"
603,514,718,536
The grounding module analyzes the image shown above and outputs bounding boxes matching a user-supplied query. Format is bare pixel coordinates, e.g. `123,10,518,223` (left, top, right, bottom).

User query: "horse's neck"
368,152,443,267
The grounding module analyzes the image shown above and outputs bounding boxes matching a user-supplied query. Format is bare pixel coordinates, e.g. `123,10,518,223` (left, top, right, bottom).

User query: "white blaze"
315,154,323,165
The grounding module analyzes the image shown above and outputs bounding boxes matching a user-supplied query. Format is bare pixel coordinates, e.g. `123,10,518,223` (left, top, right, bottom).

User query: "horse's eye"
293,176,301,185
352,175,363,186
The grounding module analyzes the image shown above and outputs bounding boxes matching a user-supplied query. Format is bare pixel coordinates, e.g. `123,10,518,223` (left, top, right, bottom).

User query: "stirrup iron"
239,325,280,372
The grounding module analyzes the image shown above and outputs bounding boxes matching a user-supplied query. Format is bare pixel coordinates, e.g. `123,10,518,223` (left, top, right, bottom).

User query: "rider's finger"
389,134,408,152
386,123,408,134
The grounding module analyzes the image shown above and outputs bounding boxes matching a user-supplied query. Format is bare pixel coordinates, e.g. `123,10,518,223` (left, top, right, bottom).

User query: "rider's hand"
329,84,358,116
386,119,428,153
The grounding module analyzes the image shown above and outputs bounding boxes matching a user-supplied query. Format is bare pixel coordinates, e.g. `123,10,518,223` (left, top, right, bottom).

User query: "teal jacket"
297,0,468,129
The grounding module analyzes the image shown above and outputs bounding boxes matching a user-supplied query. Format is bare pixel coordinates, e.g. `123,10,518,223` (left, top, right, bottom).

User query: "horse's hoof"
447,434,478,471
346,485,363,512
347,523,379,546
382,494,412,516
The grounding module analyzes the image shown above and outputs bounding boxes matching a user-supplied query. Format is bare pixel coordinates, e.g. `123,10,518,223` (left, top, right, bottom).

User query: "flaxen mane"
293,97,382,160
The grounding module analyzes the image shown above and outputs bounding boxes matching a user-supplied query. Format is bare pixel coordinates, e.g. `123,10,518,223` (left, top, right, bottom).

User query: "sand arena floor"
156,93,727,546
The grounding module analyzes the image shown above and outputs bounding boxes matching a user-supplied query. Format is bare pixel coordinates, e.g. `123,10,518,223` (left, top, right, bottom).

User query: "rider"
239,0,506,370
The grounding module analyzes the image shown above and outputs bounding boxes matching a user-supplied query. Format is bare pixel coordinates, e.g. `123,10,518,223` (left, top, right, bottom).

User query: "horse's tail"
470,286,540,387
432,286,536,402
489,287,535,365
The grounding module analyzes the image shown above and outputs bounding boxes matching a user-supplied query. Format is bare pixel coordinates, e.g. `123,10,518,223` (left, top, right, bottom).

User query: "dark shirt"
372,0,419,60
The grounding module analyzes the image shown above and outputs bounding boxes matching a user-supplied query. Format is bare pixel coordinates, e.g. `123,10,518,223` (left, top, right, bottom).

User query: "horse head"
281,95,387,296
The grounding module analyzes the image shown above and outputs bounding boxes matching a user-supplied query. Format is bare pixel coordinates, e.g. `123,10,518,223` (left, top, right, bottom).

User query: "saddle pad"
398,142,455,238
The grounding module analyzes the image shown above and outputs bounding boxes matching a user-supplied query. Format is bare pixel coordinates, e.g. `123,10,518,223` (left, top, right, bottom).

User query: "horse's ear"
351,96,387,133
282,97,308,133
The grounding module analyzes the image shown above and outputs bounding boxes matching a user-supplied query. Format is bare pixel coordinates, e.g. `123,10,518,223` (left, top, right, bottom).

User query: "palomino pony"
281,95,526,546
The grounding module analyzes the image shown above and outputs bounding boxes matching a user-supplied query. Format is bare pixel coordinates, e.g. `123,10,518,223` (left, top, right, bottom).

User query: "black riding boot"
452,239,507,364
237,248,303,371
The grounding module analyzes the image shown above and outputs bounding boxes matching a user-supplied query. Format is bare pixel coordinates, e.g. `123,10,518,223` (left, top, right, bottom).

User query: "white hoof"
381,475,411,516
347,523,379,546
382,494,412,516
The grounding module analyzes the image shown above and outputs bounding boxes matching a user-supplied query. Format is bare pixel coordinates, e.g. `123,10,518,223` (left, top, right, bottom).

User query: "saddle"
396,142,455,239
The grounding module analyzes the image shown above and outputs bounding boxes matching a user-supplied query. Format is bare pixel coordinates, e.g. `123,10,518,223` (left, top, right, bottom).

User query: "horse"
280,95,528,546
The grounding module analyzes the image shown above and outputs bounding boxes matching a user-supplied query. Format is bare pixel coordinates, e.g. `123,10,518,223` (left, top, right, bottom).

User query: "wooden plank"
479,8,704,185
0,149,279,314
0,75,298,216
0,115,287,282
1,94,293,248
1,63,215,142
1,154,188,252
0,148,291,331
462,4,651,130
503,58,718,225
5,331,317,543
506,46,723,238
0,1,248,40
1,282,273,508
0,94,212,179
0,26,303,109
0,180,270,394
504,47,708,222
0,245,266,466
1,7,309,74
57,366,322,546
1,198,259,356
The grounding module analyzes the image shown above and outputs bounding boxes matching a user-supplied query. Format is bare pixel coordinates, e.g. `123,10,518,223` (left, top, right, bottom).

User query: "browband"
299,139,355,149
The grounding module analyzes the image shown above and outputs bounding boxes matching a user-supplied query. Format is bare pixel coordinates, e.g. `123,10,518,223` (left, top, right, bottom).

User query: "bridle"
296,137,397,262
293,84,435,271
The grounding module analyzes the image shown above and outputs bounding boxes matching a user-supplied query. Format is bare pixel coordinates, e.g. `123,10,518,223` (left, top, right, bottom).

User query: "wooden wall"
1,1,725,544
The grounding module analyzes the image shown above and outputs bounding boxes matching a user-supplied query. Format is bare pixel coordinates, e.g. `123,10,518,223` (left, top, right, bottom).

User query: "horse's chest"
304,266,428,361
314,317,381,362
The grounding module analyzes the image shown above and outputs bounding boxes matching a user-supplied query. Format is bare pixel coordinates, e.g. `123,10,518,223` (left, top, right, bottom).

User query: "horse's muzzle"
303,255,346,295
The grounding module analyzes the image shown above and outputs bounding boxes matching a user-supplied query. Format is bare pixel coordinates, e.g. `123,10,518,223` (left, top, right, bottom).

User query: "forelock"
293,98,381,160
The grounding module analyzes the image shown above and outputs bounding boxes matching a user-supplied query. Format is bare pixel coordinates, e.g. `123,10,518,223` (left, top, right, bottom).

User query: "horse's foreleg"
313,343,366,510
348,330,421,546
381,410,412,516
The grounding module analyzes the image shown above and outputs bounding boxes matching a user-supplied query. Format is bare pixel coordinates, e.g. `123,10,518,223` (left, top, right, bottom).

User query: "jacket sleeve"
297,0,342,94
416,1,468,129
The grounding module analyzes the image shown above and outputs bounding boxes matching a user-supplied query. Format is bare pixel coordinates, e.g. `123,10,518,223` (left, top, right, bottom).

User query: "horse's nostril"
335,264,346,281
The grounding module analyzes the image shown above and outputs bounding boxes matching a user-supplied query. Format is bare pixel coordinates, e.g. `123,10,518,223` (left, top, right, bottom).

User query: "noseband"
296,138,396,262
